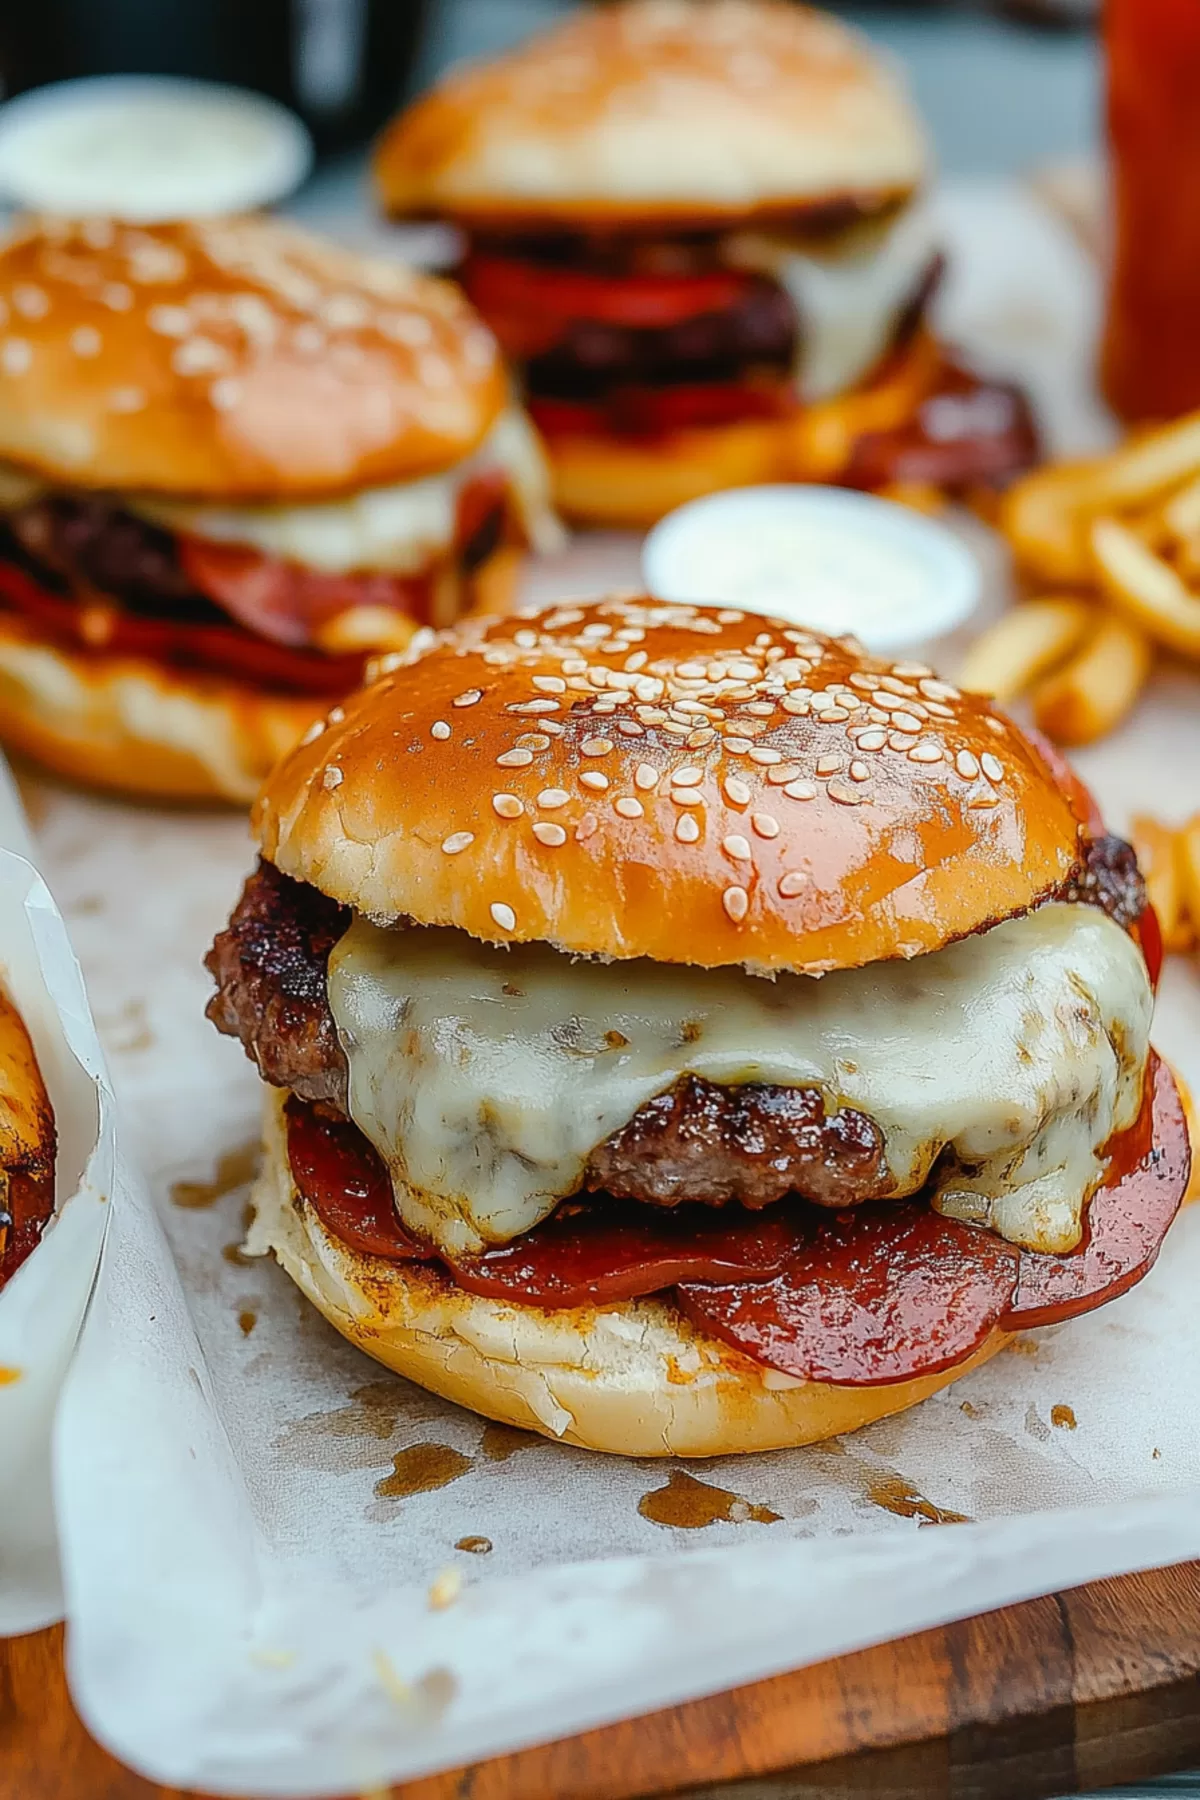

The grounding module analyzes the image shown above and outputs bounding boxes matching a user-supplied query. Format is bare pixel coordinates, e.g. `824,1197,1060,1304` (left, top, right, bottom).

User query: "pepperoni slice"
1003,1055,1189,1330
678,1206,1020,1387
447,1201,806,1308
285,1097,431,1261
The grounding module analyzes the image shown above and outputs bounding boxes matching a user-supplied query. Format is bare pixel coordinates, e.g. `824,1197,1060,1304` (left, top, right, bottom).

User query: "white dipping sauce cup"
642,485,983,654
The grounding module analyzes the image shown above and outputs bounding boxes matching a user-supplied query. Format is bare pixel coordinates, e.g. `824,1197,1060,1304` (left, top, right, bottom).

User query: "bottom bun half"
0,623,318,804
249,1088,1007,1458
546,335,940,529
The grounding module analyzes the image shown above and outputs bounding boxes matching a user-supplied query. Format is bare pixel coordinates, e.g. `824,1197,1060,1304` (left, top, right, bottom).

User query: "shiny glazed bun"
375,0,927,227
0,216,505,497
252,1088,1006,1457
257,596,1082,973
0,618,318,802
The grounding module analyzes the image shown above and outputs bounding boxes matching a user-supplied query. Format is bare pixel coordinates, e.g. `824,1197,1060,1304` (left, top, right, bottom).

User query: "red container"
1103,0,1200,421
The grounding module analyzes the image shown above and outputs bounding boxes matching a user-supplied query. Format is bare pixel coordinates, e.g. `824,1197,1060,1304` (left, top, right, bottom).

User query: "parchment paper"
0,768,109,1635
29,182,1200,1792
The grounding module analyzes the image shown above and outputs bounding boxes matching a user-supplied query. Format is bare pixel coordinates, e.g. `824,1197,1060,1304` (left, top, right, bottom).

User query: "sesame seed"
662,721,688,736
816,755,843,776
956,750,980,780
70,325,101,357
723,776,752,806
495,748,532,769
210,377,243,412
921,679,960,701
102,282,133,311
968,794,999,810
722,885,749,922
561,658,588,676
532,675,566,693
784,780,817,801
454,689,483,707
672,767,704,787
510,698,560,714
892,662,934,679
821,707,850,723
723,834,752,860
688,728,716,748
0,339,32,375
985,716,1006,735
580,771,609,791
925,701,956,720
538,787,570,808
724,737,752,754
891,712,923,735
533,821,567,846
513,629,538,648
634,764,659,792
516,733,550,752
431,721,451,740
299,720,325,745
778,872,808,897
765,764,801,786
849,761,870,782
676,814,700,843
442,831,474,854
617,720,645,737
581,737,614,757
780,695,811,716
322,766,343,790
751,813,780,839
575,813,599,841
672,789,705,807
493,793,524,818
888,733,917,752
490,903,516,931
745,701,776,717
827,779,863,805
624,651,648,672
615,797,644,819
909,742,943,764
748,748,782,766
981,753,1004,783
853,730,887,751
327,706,345,723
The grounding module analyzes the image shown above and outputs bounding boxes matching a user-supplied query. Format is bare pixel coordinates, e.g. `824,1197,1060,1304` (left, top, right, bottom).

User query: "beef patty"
206,843,1146,1213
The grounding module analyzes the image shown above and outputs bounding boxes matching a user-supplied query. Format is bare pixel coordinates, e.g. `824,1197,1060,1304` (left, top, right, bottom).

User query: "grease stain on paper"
456,1535,492,1554
375,1443,471,1500
171,1140,259,1209
1051,1403,1077,1430
638,1469,782,1530
479,1421,542,1462
864,1472,971,1526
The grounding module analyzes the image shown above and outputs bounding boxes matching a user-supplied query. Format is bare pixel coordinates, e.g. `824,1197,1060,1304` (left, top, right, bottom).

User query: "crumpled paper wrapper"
0,767,109,1636
20,181,1200,1791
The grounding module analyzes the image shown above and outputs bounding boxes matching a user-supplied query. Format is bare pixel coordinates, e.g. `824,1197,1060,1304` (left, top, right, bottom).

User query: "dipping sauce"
642,485,981,654
0,78,312,219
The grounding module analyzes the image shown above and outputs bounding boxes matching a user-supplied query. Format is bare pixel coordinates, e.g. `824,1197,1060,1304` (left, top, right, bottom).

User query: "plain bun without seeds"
375,0,928,227
0,216,505,497
251,1087,1007,1458
258,596,1082,975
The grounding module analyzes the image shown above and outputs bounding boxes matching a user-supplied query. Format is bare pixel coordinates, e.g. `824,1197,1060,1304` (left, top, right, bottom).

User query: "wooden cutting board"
6,1560,1200,1799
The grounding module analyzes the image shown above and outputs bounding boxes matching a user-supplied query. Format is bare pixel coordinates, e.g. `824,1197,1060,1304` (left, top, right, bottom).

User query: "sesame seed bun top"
256,597,1083,975
375,0,927,230
0,216,506,498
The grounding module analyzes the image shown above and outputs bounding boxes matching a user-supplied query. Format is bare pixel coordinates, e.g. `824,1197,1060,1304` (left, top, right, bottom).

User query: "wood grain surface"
5,1561,1200,1800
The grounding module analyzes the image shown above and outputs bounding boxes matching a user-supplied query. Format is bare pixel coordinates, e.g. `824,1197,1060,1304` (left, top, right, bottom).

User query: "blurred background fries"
961,406,1200,742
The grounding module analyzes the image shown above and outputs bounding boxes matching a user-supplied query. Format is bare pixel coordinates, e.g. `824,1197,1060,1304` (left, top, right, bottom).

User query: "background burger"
374,0,1038,528
206,598,1188,1458
0,215,556,803
0,987,55,1293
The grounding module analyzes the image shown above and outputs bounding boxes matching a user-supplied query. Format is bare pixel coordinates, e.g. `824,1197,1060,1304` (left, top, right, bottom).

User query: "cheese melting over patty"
326,903,1152,1260
0,408,559,574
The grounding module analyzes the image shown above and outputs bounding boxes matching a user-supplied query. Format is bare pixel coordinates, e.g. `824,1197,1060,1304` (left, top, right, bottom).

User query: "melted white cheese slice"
326,903,1152,1260
127,408,558,571
0,408,560,573
725,201,939,401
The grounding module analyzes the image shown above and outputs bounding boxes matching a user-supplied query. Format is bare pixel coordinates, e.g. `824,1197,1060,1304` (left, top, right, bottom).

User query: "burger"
0,986,55,1293
206,597,1188,1457
0,215,556,803
373,0,1038,528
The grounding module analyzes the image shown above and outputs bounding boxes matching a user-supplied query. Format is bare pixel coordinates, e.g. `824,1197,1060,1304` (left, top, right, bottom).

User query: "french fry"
1130,815,1192,954
1161,468,1200,541
1091,516,1200,659
957,596,1093,700
1084,411,1200,508
1176,814,1200,951
1031,611,1152,746
999,460,1102,586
